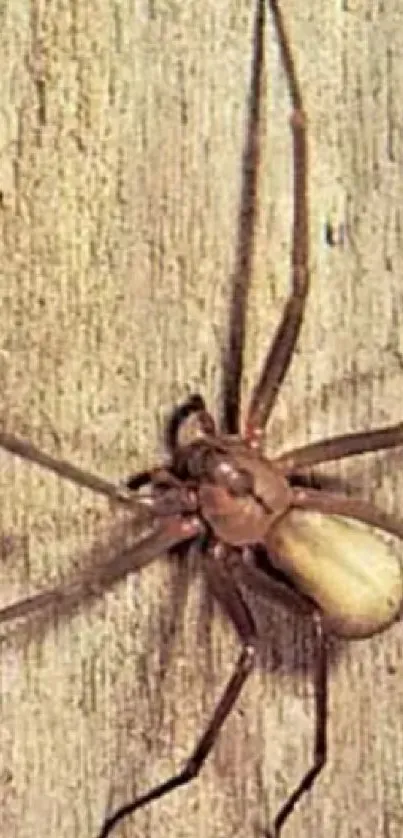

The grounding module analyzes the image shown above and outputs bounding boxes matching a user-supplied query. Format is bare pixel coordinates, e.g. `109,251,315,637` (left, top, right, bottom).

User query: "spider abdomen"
265,509,403,638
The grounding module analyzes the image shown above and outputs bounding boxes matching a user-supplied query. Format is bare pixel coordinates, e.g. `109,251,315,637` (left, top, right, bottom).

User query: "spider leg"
245,0,309,445
268,614,327,838
0,515,203,626
0,430,136,505
97,543,257,838
273,422,403,474
292,486,403,540
125,466,182,492
222,0,265,435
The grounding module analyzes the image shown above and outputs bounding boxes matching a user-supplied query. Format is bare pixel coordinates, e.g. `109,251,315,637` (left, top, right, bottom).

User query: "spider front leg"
0,430,134,503
245,0,309,446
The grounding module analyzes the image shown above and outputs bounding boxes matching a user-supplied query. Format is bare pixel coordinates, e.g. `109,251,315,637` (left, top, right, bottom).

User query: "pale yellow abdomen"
266,510,403,638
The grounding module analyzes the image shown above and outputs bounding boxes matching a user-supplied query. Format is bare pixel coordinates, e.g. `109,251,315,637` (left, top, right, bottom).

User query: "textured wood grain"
0,2,402,837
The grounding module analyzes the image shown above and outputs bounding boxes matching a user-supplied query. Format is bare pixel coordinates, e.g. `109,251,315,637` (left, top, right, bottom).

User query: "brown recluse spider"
0,1,402,837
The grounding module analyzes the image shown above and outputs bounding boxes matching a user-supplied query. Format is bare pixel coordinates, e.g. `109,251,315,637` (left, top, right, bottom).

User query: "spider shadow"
130,535,343,724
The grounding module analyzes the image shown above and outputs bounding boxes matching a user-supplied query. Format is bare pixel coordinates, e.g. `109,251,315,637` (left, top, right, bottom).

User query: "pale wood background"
0,1,402,837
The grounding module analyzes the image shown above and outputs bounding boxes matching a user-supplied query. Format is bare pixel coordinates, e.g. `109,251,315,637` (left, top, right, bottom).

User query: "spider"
0,1,402,837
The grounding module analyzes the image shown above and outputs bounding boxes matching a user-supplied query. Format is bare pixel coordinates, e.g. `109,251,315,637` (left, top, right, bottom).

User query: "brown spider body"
169,404,293,546
148,398,403,640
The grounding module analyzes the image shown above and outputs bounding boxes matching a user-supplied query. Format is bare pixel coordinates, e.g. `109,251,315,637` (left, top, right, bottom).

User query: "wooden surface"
0,1,402,837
